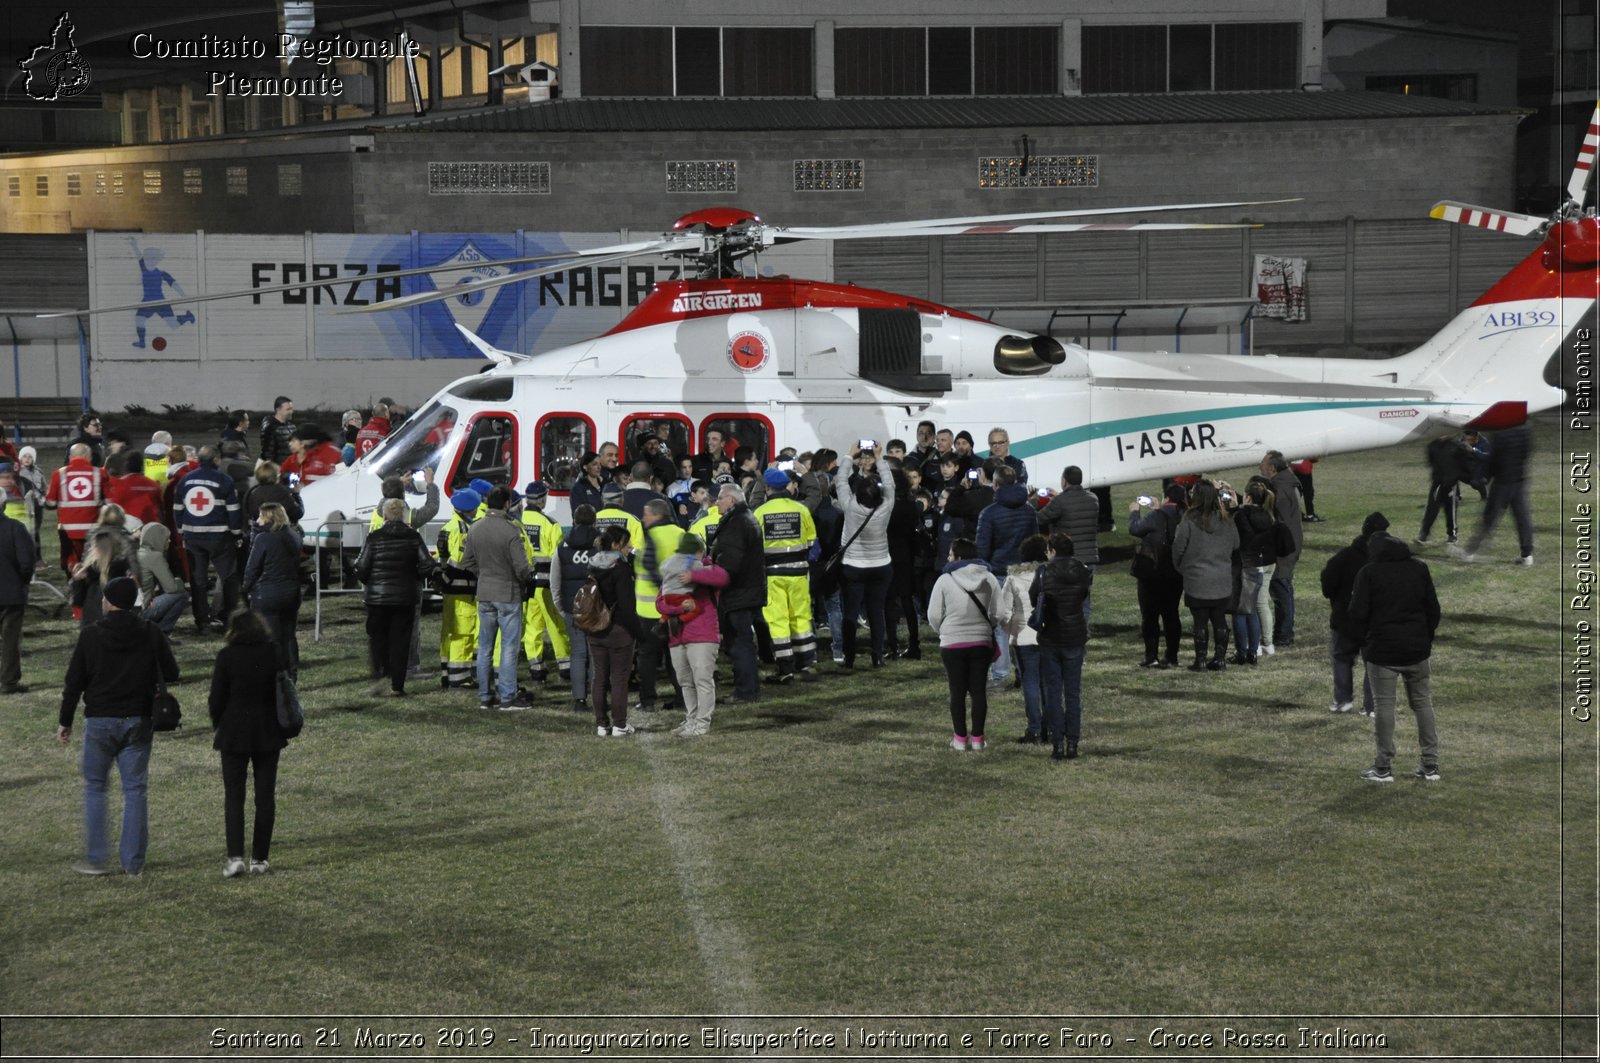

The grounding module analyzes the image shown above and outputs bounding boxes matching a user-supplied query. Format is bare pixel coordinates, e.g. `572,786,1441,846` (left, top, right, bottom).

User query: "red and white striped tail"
1428,200,1544,236
1567,102,1600,205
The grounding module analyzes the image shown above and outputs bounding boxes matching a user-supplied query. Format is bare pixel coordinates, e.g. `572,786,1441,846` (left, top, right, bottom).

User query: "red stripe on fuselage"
606,276,990,335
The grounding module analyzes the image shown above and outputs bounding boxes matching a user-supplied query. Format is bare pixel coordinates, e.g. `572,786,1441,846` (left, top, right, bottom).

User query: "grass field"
1,416,1594,1060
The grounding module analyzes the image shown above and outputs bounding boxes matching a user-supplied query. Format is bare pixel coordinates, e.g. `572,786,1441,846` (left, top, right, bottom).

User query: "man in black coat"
0,504,36,693
354,498,438,697
1348,531,1441,783
709,483,765,702
1416,434,1465,545
1319,512,1386,716
1458,422,1534,564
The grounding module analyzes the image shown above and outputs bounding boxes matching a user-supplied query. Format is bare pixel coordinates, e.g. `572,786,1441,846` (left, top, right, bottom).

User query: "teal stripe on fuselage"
1003,399,1448,461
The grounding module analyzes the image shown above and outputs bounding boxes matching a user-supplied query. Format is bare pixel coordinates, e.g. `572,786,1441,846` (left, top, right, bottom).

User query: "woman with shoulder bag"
209,609,286,878
927,537,1012,751
243,502,303,679
834,440,896,668
999,534,1048,743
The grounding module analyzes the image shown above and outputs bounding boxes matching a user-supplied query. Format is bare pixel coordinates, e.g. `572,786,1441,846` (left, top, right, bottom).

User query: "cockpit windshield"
367,401,459,479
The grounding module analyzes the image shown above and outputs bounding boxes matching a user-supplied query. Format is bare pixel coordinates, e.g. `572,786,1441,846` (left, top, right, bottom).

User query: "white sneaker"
249,860,271,875
222,857,246,879
1262,645,1275,656
610,724,636,737
950,734,969,751
596,725,610,737
1330,701,1354,713
969,735,987,751
1519,555,1533,566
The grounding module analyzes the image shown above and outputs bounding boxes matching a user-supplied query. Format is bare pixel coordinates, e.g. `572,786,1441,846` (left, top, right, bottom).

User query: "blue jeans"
1016,643,1043,737
1081,562,1097,628
82,716,152,872
142,591,189,635
824,591,844,657
476,600,523,703
562,611,590,702
1232,612,1261,658
1038,643,1086,745
1330,629,1374,711
1270,570,1295,645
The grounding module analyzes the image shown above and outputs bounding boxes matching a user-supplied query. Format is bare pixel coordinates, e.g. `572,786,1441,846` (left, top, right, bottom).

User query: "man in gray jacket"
461,486,533,710
1261,450,1304,649
1037,465,1101,625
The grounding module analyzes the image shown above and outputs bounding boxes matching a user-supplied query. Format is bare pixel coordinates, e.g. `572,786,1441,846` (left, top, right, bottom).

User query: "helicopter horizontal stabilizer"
454,324,530,365
1428,200,1543,236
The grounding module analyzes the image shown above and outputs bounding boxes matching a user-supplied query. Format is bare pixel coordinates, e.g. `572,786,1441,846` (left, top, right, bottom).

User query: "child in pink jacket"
656,533,729,737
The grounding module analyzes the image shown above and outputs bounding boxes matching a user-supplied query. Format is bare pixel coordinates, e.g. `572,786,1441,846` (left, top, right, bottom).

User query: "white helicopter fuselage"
298,242,1587,535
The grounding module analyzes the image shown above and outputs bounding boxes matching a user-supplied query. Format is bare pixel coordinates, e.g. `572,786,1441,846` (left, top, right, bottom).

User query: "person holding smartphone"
835,440,896,668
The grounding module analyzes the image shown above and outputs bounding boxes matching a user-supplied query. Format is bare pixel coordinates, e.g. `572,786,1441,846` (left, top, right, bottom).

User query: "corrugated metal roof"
388,91,1522,135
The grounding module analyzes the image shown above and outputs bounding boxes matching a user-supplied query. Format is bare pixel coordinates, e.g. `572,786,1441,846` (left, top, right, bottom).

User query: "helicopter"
45,118,1596,535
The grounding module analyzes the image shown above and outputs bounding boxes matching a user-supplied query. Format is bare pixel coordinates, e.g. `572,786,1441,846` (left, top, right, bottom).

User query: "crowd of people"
15,402,1536,878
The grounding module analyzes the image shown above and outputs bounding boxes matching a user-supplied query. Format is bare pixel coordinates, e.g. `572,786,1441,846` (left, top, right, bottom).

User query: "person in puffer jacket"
976,467,1041,686
656,532,730,738
927,538,1012,753
1030,532,1093,761
354,498,437,696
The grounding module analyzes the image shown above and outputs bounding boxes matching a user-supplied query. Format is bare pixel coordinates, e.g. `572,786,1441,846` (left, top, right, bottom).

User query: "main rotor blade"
337,239,699,315
774,198,1300,239
777,221,1261,242
36,239,686,320
1428,200,1544,236
1568,101,1599,207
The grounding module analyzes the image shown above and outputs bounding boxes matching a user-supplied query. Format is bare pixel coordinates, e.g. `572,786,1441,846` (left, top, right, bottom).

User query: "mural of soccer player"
128,237,196,349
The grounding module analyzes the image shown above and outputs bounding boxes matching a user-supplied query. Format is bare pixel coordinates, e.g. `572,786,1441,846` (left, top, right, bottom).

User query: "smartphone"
1036,487,1053,498
410,469,427,492
859,438,876,451
966,468,981,481
287,472,301,488
777,459,796,472
1137,494,1154,506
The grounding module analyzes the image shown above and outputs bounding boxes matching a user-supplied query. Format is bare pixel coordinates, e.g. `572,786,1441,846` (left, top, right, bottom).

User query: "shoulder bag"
147,624,181,732
958,581,1004,663
276,669,304,739
822,512,874,578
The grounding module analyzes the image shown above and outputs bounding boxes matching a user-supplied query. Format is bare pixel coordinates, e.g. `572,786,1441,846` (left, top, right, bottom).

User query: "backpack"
571,574,612,633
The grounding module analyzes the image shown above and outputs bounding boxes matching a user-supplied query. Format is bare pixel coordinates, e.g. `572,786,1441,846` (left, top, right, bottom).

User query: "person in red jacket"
355,403,391,458
45,443,104,574
289,426,344,487
1291,457,1323,522
104,452,165,532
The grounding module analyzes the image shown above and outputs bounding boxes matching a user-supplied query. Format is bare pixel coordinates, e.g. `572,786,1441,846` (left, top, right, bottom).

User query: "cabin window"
536,413,594,492
367,401,459,478
620,413,692,464
701,414,773,468
451,413,517,491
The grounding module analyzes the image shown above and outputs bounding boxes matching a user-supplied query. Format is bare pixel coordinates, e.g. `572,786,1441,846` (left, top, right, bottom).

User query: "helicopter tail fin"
1390,222,1598,426
454,324,530,366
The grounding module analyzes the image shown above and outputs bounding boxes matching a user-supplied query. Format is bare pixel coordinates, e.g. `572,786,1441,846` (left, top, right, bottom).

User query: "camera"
1136,494,1153,506
858,438,876,451
777,459,795,472
1036,487,1053,498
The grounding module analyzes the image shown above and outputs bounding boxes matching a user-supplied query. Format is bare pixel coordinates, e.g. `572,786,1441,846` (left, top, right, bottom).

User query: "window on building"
536,413,593,492
224,97,250,133
1215,22,1299,91
158,105,181,142
258,100,284,129
188,102,213,137
112,172,125,195
723,28,813,96
7,176,19,197
582,26,673,95
183,167,202,194
450,414,517,491
1082,25,1166,93
1168,24,1212,91
34,174,48,196
94,171,107,195
674,27,721,95
278,164,302,197
142,169,161,195
973,27,1058,94
1365,73,1477,102
67,172,81,196
129,110,150,144
836,27,926,96
928,27,973,94
226,166,248,196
